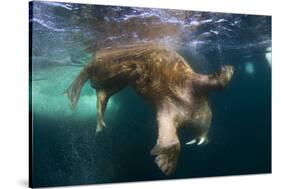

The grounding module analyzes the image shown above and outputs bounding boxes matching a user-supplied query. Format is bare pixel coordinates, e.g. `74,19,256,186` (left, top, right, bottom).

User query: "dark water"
29,1,271,187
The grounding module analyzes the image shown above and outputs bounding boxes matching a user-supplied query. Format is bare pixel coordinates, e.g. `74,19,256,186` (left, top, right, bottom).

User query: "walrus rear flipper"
194,65,234,91
65,68,89,109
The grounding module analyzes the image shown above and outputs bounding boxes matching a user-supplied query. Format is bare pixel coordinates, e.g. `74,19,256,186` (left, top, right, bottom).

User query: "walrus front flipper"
65,67,89,109
96,90,109,133
151,105,181,175
194,65,234,91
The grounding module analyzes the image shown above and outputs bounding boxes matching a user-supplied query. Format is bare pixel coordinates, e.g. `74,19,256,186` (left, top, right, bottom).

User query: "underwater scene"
29,1,271,188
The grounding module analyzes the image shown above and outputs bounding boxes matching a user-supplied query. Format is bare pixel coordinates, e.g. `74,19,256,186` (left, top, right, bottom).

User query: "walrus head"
151,65,234,175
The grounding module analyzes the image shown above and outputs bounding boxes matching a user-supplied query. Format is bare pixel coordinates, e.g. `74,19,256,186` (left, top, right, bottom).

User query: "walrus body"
65,43,234,175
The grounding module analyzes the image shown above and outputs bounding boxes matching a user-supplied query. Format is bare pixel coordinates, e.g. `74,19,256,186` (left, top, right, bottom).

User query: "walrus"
65,43,234,175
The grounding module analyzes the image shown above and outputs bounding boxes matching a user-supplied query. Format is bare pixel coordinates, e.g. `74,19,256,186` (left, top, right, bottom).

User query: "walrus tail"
65,67,89,110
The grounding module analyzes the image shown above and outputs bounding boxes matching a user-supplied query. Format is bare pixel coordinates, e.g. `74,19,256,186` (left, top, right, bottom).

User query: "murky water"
29,1,271,187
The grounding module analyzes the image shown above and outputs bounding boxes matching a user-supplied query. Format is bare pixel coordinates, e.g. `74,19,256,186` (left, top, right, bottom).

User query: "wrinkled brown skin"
65,43,234,176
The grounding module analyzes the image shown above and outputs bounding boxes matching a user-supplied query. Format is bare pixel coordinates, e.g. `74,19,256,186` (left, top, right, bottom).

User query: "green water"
30,1,271,187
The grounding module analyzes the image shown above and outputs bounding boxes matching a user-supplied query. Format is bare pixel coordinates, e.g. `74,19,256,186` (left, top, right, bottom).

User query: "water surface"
29,1,271,187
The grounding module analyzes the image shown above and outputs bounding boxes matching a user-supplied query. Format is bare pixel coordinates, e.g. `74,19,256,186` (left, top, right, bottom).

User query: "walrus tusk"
197,137,205,145
185,139,196,145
